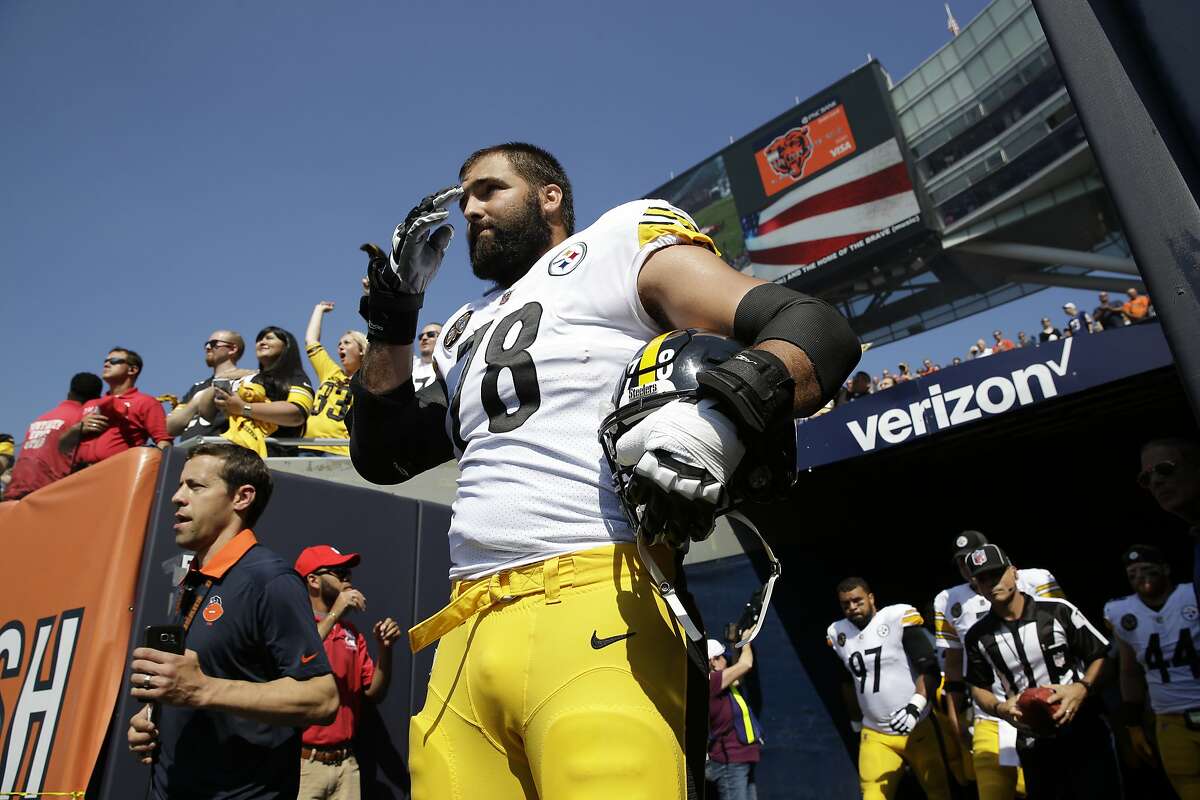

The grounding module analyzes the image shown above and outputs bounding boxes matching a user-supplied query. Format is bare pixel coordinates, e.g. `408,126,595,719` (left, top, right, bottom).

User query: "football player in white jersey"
932,530,1063,800
348,143,860,799
827,577,952,800
1105,544,1200,799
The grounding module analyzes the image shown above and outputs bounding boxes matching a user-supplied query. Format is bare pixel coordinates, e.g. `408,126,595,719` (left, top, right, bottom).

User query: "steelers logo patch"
836,632,846,647
876,624,890,638
1121,613,1138,631
443,310,473,351
548,242,587,276
950,603,962,618
955,535,969,548
1184,606,1199,622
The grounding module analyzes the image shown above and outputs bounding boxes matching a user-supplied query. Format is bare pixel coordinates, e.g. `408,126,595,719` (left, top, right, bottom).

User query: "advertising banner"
0,448,161,798
796,323,1175,471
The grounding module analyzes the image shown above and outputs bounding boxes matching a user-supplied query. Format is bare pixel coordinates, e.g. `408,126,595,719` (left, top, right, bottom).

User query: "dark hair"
836,576,872,595
187,442,274,526
1142,437,1200,464
69,372,103,402
853,371,870,381
254,327,310,401
110,347,143,376
459,142,575,234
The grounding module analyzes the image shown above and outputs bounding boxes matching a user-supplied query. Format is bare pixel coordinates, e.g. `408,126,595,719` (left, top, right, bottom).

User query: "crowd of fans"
835,287,1154,405
0,298,443,501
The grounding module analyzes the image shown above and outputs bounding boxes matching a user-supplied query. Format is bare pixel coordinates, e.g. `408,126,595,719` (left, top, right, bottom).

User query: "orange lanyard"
176,575,214,634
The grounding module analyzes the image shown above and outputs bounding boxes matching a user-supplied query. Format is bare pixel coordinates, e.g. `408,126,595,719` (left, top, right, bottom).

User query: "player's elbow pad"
348,375,453,484
900,626,939,679
732,283,861,404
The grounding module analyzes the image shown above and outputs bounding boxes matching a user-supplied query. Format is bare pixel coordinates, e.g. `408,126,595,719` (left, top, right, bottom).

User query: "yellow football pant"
1157,713,1200,800
859,718,953,800
971,718,1026,799
408,543,688,800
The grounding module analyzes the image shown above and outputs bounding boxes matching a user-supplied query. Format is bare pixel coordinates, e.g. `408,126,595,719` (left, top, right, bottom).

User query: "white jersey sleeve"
431,200,716,580
827,605,921,734
1017,567,1064,598
1107,585,1200,714
933,589,960,651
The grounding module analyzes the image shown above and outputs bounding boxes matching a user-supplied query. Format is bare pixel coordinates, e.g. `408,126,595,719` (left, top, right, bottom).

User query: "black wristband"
943,680,966,694
697,348,794,433
366,291,424,345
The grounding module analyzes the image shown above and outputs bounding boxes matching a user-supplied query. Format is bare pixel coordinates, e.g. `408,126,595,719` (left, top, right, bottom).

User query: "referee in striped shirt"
962,544,1121,799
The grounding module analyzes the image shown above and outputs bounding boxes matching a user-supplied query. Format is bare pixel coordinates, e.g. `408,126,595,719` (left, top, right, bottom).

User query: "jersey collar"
199,529,258,579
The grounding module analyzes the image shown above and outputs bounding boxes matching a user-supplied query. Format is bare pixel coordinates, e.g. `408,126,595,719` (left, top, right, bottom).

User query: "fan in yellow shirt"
301,301,367,456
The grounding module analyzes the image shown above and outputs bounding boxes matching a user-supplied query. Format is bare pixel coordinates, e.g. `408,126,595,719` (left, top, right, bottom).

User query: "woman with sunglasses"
299,300,368,457
213,326,314,457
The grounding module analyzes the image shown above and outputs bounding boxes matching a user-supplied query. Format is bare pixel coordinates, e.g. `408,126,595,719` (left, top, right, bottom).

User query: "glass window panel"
1002,17,1034,56
983,38,1011,74
973,10,996,40
923,56,945,84
951,71,974,102
907,70,926,93
966,54,991,87
953,27,977,58
940,48,960,72
1023,8,1045,40
914,97,937,127
932,81,958,115
891,84,907,108
900,110,919,137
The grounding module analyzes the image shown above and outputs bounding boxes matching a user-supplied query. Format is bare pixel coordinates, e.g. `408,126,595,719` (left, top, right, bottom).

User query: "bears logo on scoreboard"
765,126,814,181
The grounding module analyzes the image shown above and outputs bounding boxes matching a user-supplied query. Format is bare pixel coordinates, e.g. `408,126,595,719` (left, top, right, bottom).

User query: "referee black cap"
964,544,1011,577
952,530,989,560
1122,544,1167,566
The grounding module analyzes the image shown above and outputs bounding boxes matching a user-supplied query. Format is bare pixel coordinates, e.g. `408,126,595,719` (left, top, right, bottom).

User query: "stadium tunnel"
695,321,1196,797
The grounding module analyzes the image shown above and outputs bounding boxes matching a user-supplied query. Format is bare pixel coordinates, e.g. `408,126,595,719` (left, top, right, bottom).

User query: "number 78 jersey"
432,200,717,581
827,604,926,734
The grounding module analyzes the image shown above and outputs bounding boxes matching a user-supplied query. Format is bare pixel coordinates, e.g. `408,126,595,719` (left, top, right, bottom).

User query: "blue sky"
1,0,1089,436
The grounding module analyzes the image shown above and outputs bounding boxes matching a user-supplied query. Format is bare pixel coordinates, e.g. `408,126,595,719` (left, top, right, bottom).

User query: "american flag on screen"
742,138,921,280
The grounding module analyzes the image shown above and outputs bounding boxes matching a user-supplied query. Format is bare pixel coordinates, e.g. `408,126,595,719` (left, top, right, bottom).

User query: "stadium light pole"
1031,0,1200,424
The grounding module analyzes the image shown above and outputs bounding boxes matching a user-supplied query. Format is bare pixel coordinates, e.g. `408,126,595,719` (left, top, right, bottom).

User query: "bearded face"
468,188,553,288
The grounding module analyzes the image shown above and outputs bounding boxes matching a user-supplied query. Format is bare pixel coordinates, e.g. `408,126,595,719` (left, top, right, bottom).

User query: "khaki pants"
297,753,361,800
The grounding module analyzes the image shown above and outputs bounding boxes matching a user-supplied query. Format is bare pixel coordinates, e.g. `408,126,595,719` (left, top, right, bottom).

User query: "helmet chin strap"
634,509,781,650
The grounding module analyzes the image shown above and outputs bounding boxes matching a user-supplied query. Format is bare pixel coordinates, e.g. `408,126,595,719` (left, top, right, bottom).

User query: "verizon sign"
795,323,1174,471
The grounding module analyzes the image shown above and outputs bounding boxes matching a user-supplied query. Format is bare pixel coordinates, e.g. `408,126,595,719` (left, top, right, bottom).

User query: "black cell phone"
212,378,233,394
145,625,186,655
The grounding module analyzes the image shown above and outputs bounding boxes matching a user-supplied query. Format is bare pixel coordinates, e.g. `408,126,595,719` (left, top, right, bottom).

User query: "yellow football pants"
408,543,689,800
971,718,1026,799
1157,713,1200,800
859,718,953,800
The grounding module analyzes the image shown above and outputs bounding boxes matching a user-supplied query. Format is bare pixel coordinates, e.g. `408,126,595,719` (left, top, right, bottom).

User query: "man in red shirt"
4,373,103,500
992,330,1016,352
58,348,172,468
295,546,401,800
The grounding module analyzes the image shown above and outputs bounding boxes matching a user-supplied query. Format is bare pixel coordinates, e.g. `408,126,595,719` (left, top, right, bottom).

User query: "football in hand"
1016,686,1060,735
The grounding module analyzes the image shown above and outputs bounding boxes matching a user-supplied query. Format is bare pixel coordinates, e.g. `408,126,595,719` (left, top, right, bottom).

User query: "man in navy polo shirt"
126,443,338,799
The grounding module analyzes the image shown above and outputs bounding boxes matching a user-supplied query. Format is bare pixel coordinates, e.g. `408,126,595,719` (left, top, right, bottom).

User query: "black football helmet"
598,329,797,548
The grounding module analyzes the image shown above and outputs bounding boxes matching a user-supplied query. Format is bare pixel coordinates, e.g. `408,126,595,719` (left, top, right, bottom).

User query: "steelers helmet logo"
548,242,587,276
1121,613,1138,631
955,535,969,549
950,602,962,618
836,632,846,647
443,310,473,351
1184,606,1199,622
876,624,890,638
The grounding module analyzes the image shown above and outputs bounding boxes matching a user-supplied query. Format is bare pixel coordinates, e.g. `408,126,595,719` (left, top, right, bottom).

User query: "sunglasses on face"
103,357,128,366
315,568,352,581
418,331,439,340
204,340,234,350
1137,461,1178,488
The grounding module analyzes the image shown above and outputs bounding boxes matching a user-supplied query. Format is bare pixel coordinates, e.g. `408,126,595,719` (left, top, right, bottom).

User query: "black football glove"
359,185,463,344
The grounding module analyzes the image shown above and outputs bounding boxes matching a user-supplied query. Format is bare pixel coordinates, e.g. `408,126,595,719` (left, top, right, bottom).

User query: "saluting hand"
129,648,210,708
373,618,402,649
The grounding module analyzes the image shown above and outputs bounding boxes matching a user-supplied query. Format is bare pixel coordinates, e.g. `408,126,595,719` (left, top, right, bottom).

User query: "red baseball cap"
294,545,361,577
